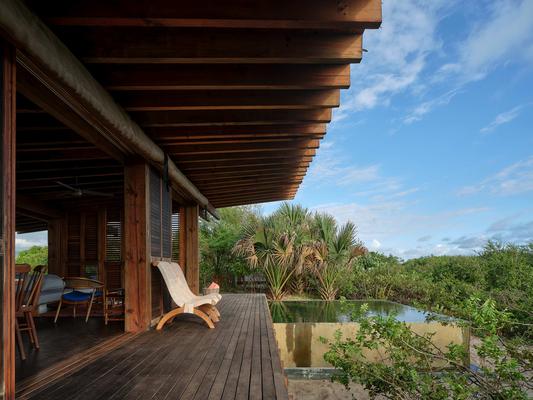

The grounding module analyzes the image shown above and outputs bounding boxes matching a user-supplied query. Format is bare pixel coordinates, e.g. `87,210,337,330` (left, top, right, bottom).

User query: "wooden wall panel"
1,41,16,400
179,205,199,295
124,163,151,332
47,218,67,276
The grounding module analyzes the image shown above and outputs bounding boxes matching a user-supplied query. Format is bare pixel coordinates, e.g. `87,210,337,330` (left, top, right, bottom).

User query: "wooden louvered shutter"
67,212,80,276
83,211,98,279
162,185,172,259
105,208,123,290
150,168,161,257
105,208,122,262
171,212,180,262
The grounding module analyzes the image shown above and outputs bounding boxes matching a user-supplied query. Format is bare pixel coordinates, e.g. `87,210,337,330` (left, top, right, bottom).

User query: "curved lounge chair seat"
154,261,222,330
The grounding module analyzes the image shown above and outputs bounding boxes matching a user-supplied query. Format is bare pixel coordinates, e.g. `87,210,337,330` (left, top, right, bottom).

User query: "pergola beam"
95,64,350,91
133,109,332,127
29,0,382,31
112,90,339,111
57,28,362,64
145,124,327,139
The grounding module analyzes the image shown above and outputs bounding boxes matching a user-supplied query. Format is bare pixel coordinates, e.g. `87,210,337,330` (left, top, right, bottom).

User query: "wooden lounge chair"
154,261,221,330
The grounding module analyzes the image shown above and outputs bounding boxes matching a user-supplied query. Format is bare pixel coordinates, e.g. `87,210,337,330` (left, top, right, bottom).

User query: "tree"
16,245,48,267
233,203,315,300
311,213,366,300
199,205,259,289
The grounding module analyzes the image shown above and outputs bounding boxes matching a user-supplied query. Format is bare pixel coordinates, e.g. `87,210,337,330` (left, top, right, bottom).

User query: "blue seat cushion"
62,290,92,302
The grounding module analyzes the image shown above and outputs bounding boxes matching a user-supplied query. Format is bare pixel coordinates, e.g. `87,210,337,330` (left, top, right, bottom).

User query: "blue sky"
263,0,533,259
16,1,533,259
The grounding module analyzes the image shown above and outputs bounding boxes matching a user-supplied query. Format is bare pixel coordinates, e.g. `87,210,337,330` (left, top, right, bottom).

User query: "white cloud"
334,0,451,121
480,104,529,134
458,156,533,196
311,201,488,242
404,0,533,125
450,0,533,83
403,89,461,124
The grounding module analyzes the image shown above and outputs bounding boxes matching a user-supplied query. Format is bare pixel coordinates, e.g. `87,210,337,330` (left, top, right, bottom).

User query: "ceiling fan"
55,181,114,198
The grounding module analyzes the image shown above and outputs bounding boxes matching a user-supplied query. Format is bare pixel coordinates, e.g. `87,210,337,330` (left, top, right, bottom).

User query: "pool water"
270,300,469,369
270,299,438,323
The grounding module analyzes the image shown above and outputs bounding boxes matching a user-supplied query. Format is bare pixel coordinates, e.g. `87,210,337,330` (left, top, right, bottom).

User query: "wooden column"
123,163,151,332
0,42,16,400
179,205,200,295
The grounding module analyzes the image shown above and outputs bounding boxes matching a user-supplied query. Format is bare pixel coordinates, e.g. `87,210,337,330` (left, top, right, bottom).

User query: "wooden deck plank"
205,295,254,400
219,296,256,400
188,295,251,399
260,300,276,399
150,296,241,400
21,295,287,400
168,295,246,399
249,296,264,400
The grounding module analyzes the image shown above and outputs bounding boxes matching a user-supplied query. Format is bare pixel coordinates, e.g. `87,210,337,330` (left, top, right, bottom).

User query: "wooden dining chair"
54,277,104,323
15,264,46,361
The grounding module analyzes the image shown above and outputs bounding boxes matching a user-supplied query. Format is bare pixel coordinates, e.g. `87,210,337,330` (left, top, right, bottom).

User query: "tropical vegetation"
15,245,48,267
322,297,533,399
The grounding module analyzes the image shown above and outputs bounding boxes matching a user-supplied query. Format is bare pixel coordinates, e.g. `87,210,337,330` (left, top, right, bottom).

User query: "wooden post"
0,41,16,400
179,205,200,295
123,163,151,332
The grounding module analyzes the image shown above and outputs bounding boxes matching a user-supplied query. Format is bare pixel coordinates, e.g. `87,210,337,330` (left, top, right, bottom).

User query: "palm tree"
233,216,292,300
273,203,314,295
233,203,315,300
311,213,366,300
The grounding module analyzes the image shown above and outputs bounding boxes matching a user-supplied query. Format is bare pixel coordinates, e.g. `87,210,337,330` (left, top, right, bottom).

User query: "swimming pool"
270,300,469,369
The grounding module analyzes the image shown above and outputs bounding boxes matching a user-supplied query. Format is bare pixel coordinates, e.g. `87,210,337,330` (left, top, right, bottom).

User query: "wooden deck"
18,294,288,400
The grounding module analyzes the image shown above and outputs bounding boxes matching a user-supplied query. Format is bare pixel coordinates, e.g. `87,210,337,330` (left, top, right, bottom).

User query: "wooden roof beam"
164,139,319,155
112,90,339,111
16,194,62,219
189,170,307,181
172,149,316,163
211,190,298,203
200,180,304,193
58,28,362,64
31,0,382,31
96,64,350,91
211,191,297,205
178,159,312,170
156,136,324,146
145,124,327,139
133,109,331,127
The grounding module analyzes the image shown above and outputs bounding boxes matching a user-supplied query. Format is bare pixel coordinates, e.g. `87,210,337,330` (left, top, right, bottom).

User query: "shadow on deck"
18,294,288,400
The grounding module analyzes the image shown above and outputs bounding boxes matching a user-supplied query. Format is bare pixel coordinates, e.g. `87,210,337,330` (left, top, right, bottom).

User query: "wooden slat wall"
149,167,172,260
179,205,200,294
1,41,16,400
161,184,171,259
149,168,161,258
66,212,81,276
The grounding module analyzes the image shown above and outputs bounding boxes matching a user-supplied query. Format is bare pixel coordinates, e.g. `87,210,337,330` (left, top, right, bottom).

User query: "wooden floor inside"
18,294,288,400
16,317,124,382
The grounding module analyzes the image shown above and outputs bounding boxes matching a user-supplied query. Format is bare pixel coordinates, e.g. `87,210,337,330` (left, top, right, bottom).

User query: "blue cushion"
62,290,92,302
